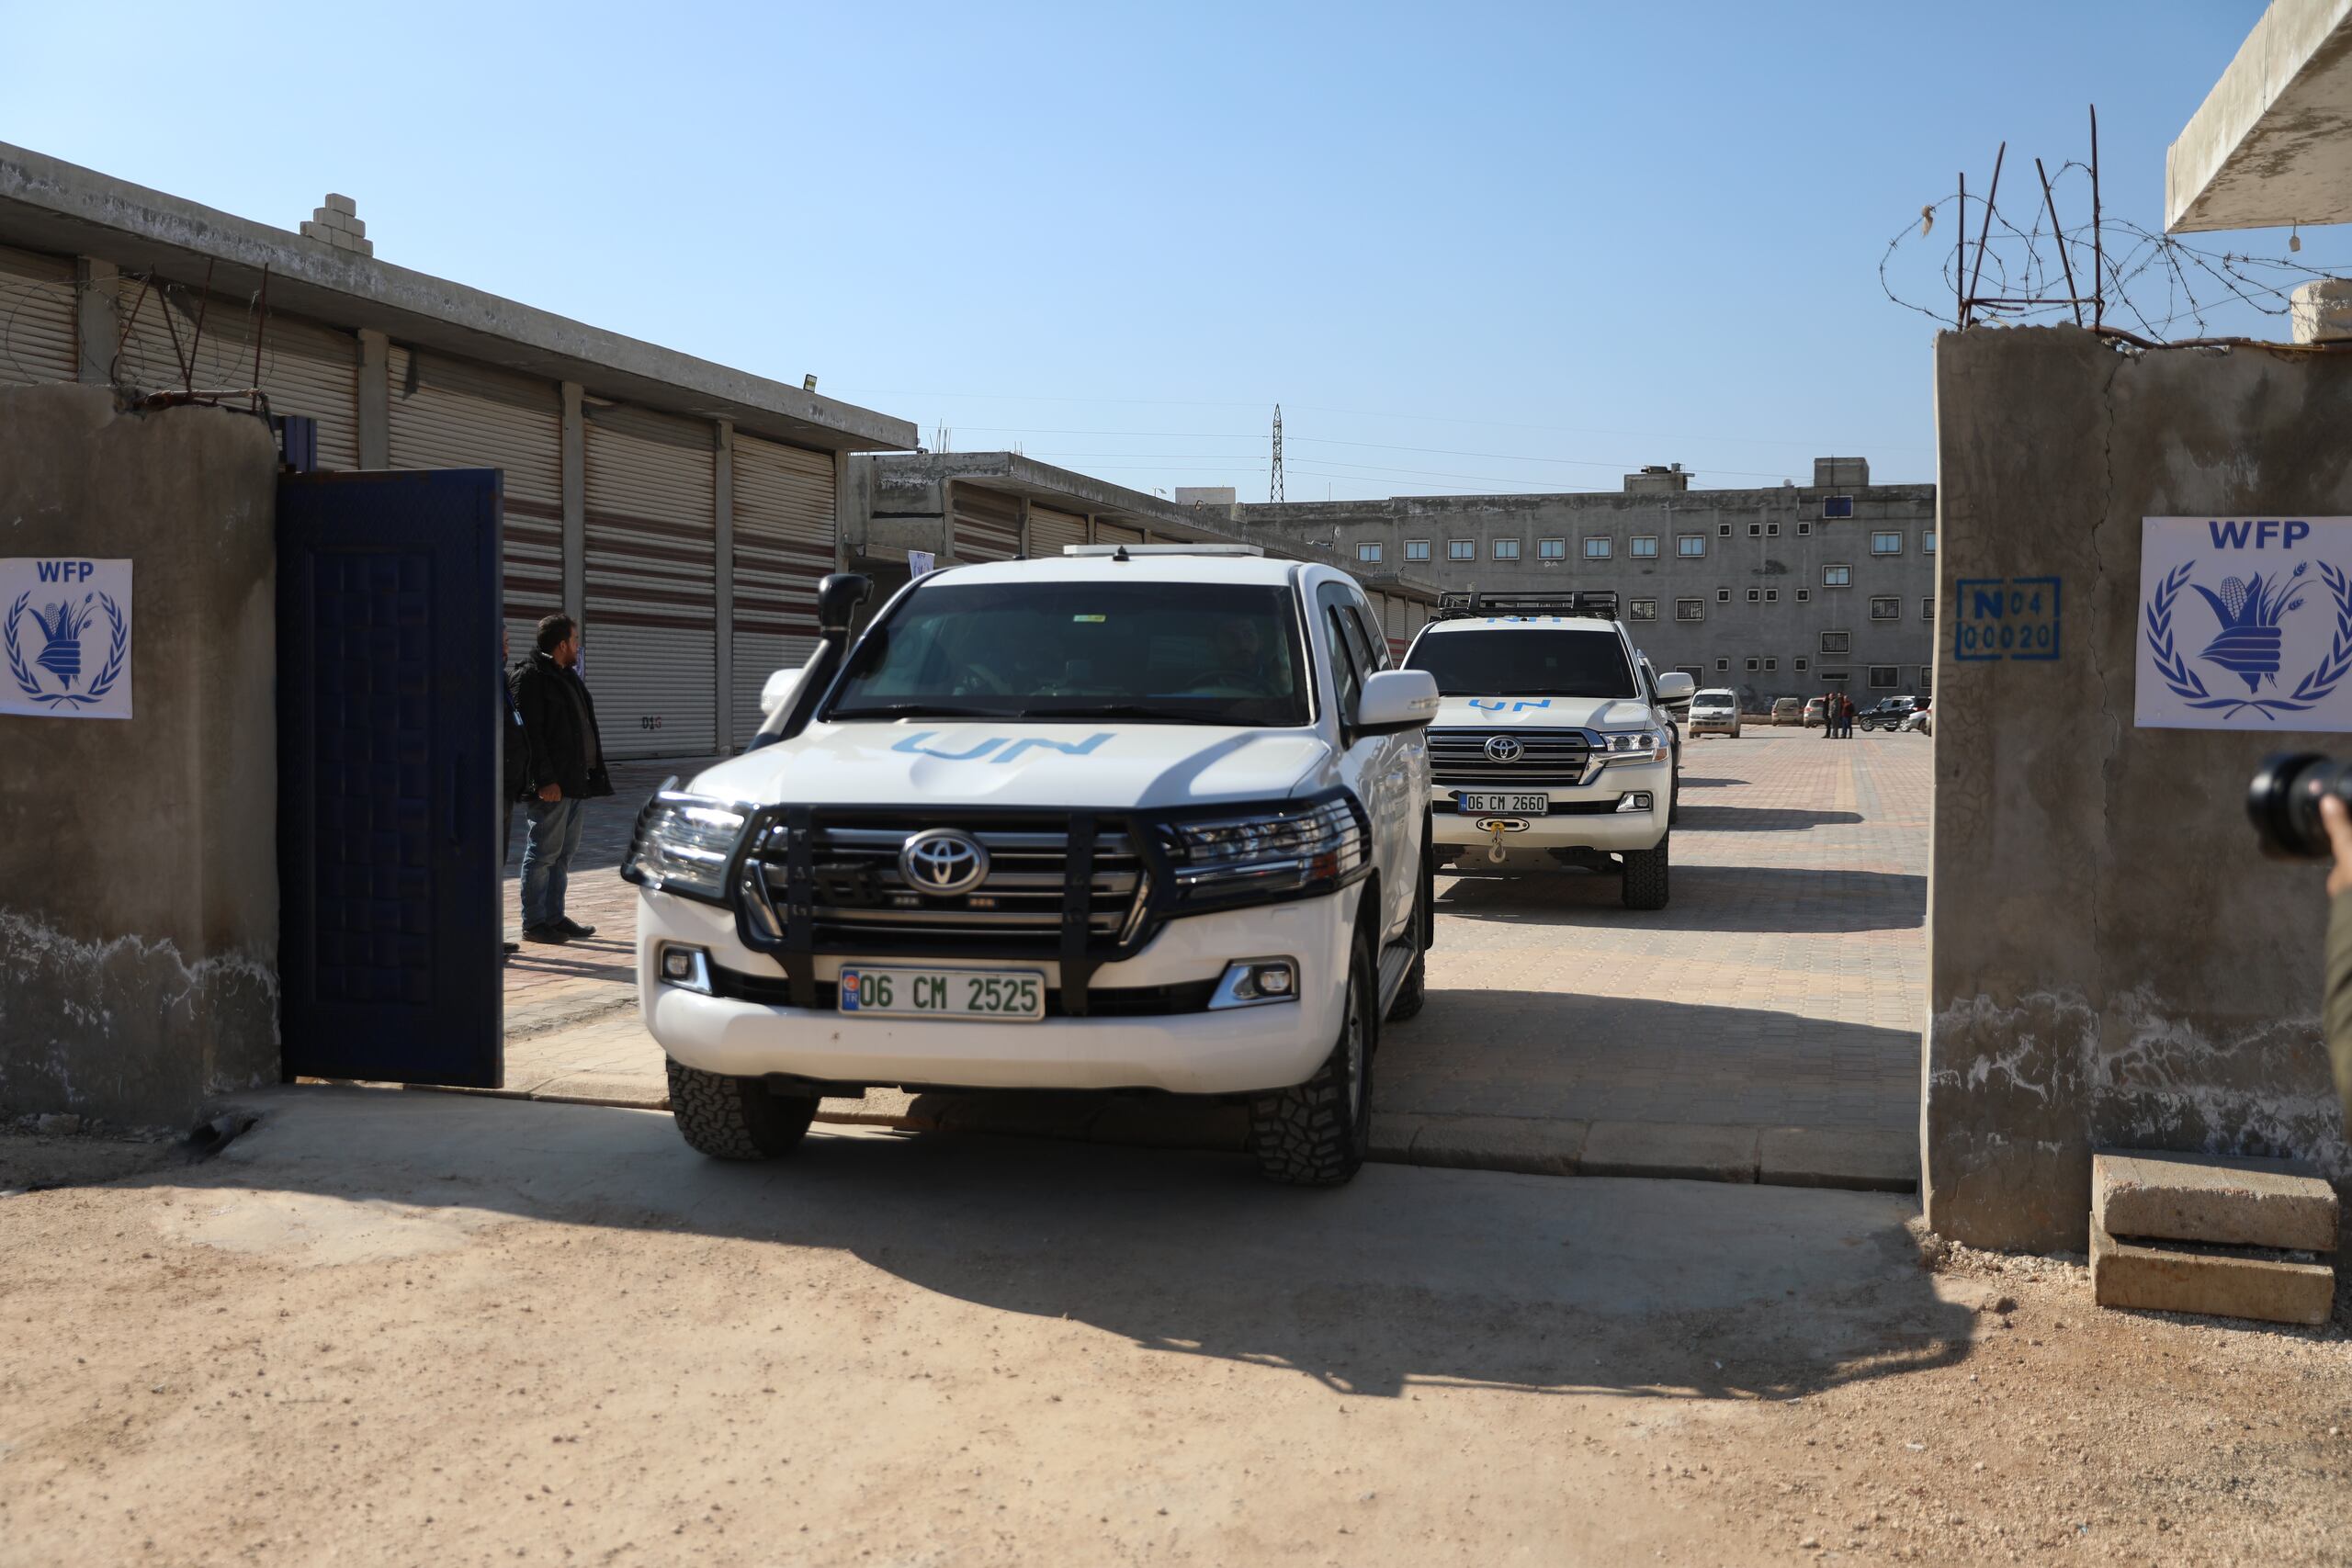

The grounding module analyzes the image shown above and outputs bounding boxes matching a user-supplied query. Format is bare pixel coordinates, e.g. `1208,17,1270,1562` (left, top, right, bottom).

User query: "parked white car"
1399,591,1691,909
626,547,1440,1186
1686,687,1742,739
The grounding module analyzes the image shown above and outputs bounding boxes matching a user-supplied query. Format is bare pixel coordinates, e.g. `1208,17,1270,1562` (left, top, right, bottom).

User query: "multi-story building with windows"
1232,457,1936,707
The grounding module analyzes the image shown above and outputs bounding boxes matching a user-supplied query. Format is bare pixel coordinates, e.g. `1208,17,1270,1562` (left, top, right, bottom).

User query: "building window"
1747,523,1762,536
1630,597,1657,620
1764,589,1779,603
1718,524,1733,538
1747,588,1760,603
1534,537,1565,560
1744,657,1760,671
1871,531,1902,556
1767,522,1781,536
1714,658,1730,671
1716,587,1732,603
1630,536,1659,558
1581,536,1610,559
1405,539,1430,562
1357,542,1383,563
1675,665,1703,683
1796,588,1811,602
1922,596,1936,621
1870,665,1899,689
1493,538,1520,560
1794,657,1809,671
1797,521,1813,536
1763,658,1778,671
1676,598,1705,622
1923,528,1937,554
1824,563,1853,587
1870,596,1901,620
1676,534,1706,558
1820,631,1850,654
1823,496,1854,519
1919,666,1934,693
1448,539,1475,560
1821,669,1849,683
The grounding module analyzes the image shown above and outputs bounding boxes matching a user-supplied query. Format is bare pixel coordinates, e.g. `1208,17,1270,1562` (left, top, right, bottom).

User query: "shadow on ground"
1437,863,1924,934
1672,805,1865,832
118,1088,1973,1404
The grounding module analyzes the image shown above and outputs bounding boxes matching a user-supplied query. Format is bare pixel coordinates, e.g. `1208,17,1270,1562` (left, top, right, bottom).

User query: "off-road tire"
1249,931,1376,1187
666,1058,818,1160
1385,842,1433,1023
1621,836,1670,911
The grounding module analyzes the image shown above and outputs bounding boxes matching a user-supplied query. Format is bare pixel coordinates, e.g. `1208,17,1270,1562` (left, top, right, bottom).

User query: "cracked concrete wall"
0,385,278,1126
1926,326,2352,1249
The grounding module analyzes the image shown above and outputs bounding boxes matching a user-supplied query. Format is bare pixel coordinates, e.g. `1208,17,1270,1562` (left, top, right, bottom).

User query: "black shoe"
523,924,570,945
555,918,598,940
503,941,519,955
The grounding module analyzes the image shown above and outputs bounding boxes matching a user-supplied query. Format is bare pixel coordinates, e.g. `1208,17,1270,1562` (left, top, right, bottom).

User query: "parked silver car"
1687,687,1742,738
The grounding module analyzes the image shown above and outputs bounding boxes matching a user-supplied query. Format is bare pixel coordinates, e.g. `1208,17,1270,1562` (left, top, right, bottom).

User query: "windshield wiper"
1012,704,1234,725
826,702,1012,720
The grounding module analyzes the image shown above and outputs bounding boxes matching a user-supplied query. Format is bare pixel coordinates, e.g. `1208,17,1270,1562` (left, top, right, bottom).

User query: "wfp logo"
5,589,127,709
2144,555,2352,721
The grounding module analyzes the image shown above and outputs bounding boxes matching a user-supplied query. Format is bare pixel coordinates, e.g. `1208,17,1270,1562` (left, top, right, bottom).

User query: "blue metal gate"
277,468,503,1086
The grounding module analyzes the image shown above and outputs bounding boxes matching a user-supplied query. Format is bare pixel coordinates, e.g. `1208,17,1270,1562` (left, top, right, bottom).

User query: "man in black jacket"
500,627,528,955
510,614,614,943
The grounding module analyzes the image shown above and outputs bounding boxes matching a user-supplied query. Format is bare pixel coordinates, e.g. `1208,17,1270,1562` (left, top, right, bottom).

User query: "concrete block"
322,193,356,217
1579,1121,1758,1183
1409,1115,1585,1177
2290,278,2352,345
299,220,334,243
2092,1149,2338,1253
1757,1125,1917,1191
2090,1217,2335,1327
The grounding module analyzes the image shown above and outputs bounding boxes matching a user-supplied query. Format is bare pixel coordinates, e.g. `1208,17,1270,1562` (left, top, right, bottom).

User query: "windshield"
1690,693,1735,709
1405,627,1636,699
825,579,1311,727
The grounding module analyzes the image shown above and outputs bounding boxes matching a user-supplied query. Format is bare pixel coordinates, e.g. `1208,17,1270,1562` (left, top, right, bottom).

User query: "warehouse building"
1230,458,1939,706
0,142,915,758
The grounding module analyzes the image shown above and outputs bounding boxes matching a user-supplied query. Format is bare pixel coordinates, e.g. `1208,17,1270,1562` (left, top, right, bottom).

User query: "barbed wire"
0,269,282,393
1881,155,2344,346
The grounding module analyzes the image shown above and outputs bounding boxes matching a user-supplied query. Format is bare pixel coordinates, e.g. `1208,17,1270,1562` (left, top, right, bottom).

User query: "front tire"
1622,836,1670,911
667,1058,818,1159
1250,929,1376,1187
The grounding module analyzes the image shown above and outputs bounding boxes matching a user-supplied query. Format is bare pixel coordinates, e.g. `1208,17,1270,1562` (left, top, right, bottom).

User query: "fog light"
1616,792,1653,813
1210,957,1299,1010
660,944,712,994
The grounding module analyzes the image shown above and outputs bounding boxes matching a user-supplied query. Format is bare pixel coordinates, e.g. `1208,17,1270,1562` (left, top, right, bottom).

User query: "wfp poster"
2137,518,2352,732
1,558,133,720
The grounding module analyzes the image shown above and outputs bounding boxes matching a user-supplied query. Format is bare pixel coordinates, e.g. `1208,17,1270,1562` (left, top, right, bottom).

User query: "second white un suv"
625,547,1440,1187
1402,591,1691,909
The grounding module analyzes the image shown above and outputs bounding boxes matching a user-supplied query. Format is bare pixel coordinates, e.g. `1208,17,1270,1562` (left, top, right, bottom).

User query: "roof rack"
1432,589,1621,621
1062,543,1263,558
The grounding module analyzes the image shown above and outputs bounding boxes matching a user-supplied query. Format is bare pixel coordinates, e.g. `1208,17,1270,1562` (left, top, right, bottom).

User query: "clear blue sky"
5,0,2316,499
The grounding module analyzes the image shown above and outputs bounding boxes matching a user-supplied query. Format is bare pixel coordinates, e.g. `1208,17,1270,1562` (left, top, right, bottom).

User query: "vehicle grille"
744,812,1148,954
1427,727,1592,788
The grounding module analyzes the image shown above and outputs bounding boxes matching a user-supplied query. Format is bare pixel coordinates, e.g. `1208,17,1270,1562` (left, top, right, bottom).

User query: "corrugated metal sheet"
1028,503,1088,558
953,483,1022,562
730,433,835,739
106,278,361,468
386,346,563,660
0,246,74,386
1095,520,1144,547
585,402,716,757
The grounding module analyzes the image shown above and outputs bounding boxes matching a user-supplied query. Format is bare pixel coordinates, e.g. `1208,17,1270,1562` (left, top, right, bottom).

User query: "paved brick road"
490,729,1929,1181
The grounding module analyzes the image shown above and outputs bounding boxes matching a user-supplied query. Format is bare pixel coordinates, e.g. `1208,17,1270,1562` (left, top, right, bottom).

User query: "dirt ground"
2,1098,2347,1567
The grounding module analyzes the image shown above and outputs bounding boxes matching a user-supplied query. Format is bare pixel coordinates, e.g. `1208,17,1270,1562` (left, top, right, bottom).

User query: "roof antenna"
1113,545,1131,562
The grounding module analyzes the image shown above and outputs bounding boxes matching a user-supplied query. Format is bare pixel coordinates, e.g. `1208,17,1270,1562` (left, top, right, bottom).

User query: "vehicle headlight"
1159,796,1366,911
1599,728,1669,764
621,793,750,902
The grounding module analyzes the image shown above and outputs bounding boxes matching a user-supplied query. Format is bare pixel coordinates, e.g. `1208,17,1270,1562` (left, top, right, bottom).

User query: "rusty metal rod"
1956,171,1967,327
250,264,271,413
2036,156,2084,327
187,259,215,398
2090,104,2103,330
1966,141,2007,323
111,274,152,384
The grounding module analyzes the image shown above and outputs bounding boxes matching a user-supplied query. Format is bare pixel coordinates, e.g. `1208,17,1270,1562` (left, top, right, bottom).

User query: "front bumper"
636,885,1361,1095
1428,756,1672,851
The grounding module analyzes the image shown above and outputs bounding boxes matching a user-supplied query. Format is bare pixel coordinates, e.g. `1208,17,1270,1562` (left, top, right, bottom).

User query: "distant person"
500,628,527,956
1820,692,1836,740
511,614,614,944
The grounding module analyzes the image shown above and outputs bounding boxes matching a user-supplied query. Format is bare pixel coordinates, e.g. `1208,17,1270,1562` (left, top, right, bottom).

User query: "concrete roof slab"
2167,0,2352,232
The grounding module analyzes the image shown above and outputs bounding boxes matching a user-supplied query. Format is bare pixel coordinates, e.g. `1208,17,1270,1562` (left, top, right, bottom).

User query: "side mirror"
1654,671,1696,705
1355,669,1441,736
759,667,806,718
817,572,871,639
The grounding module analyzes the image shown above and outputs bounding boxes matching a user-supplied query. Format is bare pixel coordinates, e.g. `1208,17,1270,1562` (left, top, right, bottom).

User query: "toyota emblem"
899,829,989,896
1484,735,1524,764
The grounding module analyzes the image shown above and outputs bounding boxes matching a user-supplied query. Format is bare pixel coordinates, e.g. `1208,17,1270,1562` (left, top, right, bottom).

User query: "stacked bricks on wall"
2088,1151,2339,1326
298,193,372,257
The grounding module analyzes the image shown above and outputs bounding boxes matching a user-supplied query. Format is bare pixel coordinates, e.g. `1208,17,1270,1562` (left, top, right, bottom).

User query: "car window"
1404,627,1637,698
827,579,1312,727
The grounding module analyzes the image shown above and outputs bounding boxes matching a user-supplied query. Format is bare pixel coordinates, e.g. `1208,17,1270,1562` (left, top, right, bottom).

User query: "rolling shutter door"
1027,504,1088,558
585,403,716,757
0,246,75,385
385,347,563,663
1384,594,1408,659
111,281,358,466
1095,520,1143,547
730,434,835,741
952,484,1022,563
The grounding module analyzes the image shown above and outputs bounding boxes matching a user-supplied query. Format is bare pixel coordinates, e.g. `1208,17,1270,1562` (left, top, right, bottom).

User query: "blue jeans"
521,795,585,929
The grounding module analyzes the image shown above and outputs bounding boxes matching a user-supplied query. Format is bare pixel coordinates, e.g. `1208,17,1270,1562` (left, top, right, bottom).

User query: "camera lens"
2246,751,2352,859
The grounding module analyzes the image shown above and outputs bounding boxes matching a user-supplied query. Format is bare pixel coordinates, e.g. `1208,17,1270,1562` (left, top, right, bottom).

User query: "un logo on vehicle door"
899,829,989,895
1484,735,1523,763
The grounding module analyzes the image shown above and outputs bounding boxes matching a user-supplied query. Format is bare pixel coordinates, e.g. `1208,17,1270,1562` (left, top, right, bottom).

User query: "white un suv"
1401,591,1691,909
624,547,1440,1186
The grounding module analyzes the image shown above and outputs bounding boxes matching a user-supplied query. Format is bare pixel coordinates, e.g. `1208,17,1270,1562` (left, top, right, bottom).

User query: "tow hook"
1474,817,1530,863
